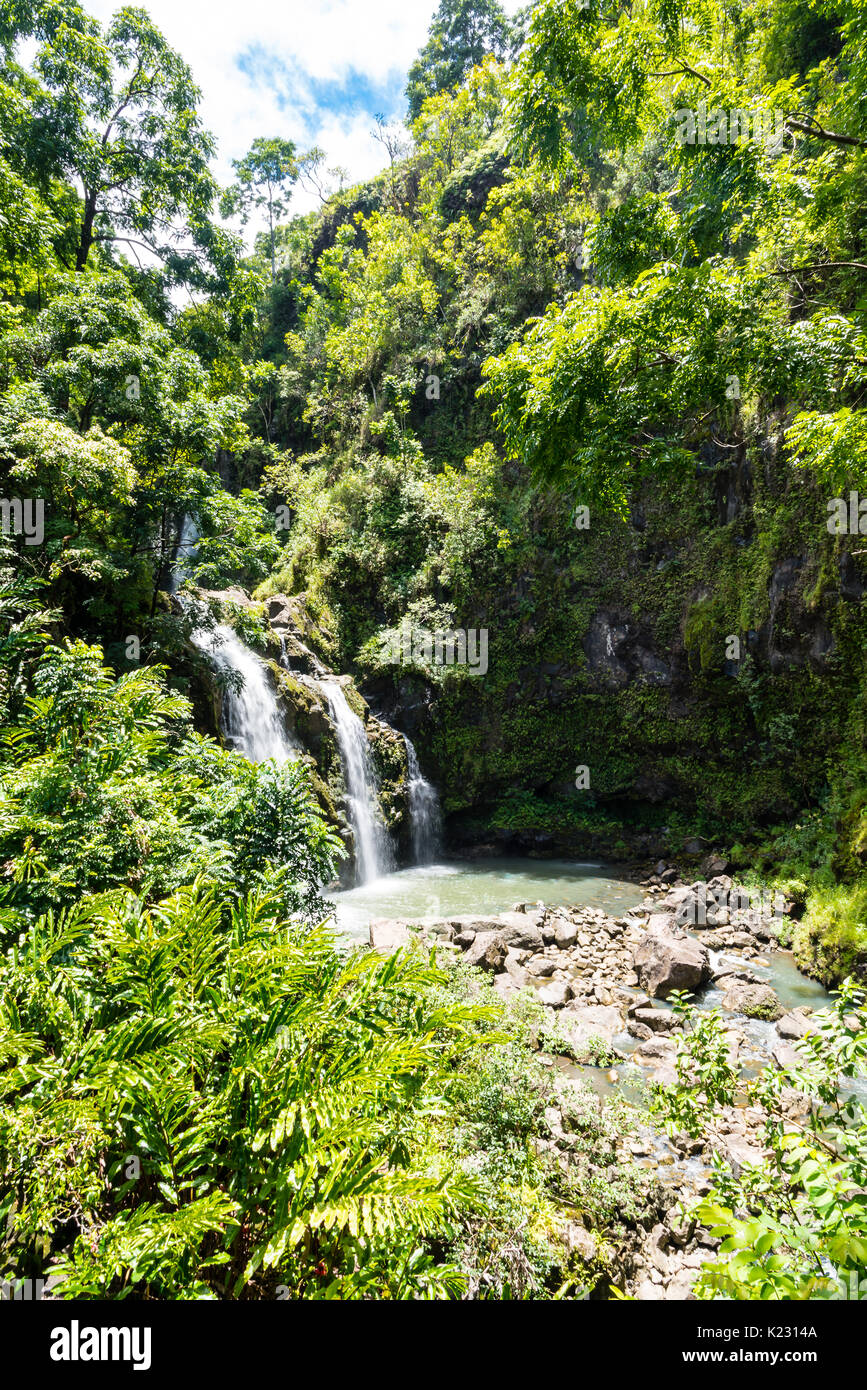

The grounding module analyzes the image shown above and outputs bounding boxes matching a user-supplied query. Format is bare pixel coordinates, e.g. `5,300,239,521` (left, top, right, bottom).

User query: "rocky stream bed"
368,869,828,1299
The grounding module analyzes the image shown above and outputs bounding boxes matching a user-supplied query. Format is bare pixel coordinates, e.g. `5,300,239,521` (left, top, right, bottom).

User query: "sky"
84,0,526,231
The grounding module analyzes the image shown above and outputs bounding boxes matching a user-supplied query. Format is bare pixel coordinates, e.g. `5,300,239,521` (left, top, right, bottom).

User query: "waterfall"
170,514,298,764
404,735,442,864
320,681,392,883
169,514,200,594
192,623,300,763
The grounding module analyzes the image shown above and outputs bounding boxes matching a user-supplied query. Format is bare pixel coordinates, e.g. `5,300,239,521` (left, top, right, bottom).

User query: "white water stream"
404,735,442,864
320,680,393,884
171,515,299,764
193,623,300,763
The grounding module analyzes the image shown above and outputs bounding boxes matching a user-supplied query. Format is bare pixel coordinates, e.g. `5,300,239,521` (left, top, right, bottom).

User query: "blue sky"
84,0,525,228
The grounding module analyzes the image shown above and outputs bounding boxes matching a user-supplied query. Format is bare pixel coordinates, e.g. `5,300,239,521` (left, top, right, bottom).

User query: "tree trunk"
76,190,99,271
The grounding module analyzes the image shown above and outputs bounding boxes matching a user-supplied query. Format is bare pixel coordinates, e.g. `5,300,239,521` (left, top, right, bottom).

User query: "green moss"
794,882,867,986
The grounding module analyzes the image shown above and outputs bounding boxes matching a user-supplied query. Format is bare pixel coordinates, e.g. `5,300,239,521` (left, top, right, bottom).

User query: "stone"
453,930,476,949
504,951,529,987
635,1279,664,1301
369,918,410,952
627,994,653,1016
723,931,758,949
633,1007,679,1033
711,1132,766,1178
563,1223,596,1262
661,885,695,911
632,921,710,997
464,931,508,973
777,1006,814,1040
634,1036,677,1063
491,972,518,998
553,916,579,949
559,1003,623,1053
721,981,782,1021
704,855,729,877
537,980,572,1008
627,1020,654,1041
425,921,455,940
499,922,544,953
771,1038,803,1071
526,956,557,978
646,911,678,933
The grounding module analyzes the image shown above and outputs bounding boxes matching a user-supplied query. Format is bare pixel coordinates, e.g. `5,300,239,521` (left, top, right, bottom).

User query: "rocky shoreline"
368,871,818,1300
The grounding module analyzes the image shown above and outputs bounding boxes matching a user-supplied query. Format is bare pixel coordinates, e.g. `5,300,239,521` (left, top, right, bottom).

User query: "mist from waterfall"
320,681,393,884
403,735,442,864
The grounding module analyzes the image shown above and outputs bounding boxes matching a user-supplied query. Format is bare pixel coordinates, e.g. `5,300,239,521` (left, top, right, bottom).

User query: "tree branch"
649,64,712,88
785,116,867,149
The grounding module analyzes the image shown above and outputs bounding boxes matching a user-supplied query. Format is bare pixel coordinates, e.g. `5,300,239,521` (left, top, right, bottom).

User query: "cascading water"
320,681,392,883
171,514,299,764
403,735,442,864
169,514,200,594
193,623,299,763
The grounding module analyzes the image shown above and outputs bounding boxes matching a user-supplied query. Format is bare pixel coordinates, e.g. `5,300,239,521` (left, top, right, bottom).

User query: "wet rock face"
582,610,672,689
763,556,836,674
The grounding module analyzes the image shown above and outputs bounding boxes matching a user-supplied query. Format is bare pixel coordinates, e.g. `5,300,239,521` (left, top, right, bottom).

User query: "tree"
222,138,299,282
406,0,510,123
0,271,248,602
8,4,228,287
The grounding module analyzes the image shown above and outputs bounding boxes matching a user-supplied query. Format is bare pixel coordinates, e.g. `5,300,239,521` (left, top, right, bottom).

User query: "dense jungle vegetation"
1,0,867,1301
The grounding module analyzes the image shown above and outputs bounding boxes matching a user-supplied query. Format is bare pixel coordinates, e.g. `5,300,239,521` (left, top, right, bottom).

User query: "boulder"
526,956,557,978
646,912,678,933
634,1036,677,1064
633,1007,679,1034
627,1020,654,1041
632,921,710,997
721,981,782,1021
627,994,653,1016
559,1003,623,1053
499,921,544,952
504,950,530,987
369,918,410,952
777,1006,814,1040
771,1038,803,1071
562,1223,596,1262
552,916,579,949
711,1132,765,1178
537,980,573,1008
662,885,695,911
704,855,730,877
491,972,518,998
723,931,758,949
464,931,508,973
